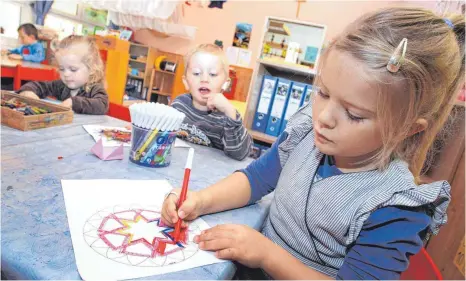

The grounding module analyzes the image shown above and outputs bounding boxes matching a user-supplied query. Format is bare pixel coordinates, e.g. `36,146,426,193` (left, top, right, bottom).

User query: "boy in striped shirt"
171,44,252,160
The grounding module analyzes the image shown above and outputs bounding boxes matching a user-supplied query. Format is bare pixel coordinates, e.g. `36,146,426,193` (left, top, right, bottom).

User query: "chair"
400,248,443,280
13,64,59,91
107,102,131,122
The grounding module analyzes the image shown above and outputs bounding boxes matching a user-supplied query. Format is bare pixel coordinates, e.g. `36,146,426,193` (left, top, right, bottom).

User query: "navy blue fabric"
337,206,430,280
314,155,343,182
240,132,287,204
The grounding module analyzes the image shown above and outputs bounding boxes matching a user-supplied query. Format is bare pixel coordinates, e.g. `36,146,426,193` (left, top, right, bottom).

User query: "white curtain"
83,0,196,39
82,0,180,20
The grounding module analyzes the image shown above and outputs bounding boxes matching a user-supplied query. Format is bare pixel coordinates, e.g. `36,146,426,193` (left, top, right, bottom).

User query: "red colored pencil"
173,148,194,241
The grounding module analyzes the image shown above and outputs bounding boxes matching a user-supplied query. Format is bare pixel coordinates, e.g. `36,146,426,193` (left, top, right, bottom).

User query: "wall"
134,1,436,68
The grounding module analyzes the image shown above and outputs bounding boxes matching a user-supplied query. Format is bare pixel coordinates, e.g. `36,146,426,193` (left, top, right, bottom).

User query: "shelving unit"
147,50,186,105
93,35,130,105
244,17,326,145
124,42,157,104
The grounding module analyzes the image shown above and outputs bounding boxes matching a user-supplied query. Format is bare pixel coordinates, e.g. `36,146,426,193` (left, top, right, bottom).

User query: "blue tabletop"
1,114,272,280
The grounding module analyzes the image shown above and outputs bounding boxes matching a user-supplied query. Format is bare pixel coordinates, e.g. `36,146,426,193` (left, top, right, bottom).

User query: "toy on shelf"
155,55,177,73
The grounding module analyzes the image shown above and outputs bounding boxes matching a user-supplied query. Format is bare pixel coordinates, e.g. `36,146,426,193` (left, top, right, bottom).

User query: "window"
44,14,82,40
0,1,21,38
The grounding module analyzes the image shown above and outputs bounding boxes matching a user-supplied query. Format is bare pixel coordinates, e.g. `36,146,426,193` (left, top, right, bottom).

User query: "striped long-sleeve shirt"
171,94,252,160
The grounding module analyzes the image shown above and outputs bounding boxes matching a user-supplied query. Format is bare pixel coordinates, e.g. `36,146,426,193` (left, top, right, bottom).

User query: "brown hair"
54,35,105,92
320,7,465,181
184,43,229,75
18,23,38,39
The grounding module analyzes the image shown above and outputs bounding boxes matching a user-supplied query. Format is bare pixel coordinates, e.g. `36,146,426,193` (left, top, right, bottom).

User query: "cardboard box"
1,91,73,131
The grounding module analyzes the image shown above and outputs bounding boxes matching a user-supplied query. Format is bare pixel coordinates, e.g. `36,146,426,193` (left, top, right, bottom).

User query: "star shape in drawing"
118,215,169,245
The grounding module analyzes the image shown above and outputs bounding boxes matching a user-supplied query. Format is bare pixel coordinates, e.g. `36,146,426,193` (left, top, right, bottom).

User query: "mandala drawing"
101,129,131,144
83,204,201,267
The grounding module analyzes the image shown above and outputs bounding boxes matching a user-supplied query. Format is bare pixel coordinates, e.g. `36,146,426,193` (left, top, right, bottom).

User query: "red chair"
14,64,59,91
107,102,131,122
400,248,443,280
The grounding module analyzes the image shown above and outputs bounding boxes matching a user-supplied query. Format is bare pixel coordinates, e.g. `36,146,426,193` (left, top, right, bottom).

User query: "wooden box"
1,91,73,131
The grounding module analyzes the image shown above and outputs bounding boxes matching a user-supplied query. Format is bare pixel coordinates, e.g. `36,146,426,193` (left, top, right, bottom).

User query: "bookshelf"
244,17,327,145
147,50,186,105
125,42,157,103
93,35,130,105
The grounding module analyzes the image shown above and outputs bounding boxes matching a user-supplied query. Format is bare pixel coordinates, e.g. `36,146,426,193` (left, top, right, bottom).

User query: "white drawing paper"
62,179,225,281
83,125,131,147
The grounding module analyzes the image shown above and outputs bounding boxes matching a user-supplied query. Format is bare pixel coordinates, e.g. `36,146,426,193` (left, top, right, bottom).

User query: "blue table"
1,114,271,280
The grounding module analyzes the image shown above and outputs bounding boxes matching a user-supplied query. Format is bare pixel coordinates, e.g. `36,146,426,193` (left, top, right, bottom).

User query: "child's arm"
195,206,429,280
21,43,45,63
336,206,430,280
71,84,109,115
206,93,253,160
8,46,22,54
222,112,253,160
18,80,65,99
195,224,332,280
161,132,287,225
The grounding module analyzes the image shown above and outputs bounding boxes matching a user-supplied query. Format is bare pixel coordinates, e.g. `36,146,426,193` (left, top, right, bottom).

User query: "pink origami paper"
91,138,124,160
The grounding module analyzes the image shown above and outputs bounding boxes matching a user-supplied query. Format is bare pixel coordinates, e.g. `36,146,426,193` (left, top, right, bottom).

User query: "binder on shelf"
279,82,307,134
265,78,292,137
252,75,278,133
301,84,313,107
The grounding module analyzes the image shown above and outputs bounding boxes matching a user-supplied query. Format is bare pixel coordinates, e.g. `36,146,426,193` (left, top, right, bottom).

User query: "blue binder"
301,85,313,107
252,75,278,133
265,78,292,137
279,82,307,134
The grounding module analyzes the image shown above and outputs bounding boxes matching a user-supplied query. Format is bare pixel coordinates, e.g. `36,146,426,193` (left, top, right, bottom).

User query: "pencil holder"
129,125,177,168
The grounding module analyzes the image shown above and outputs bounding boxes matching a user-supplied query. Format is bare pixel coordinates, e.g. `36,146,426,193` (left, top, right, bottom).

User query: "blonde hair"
54,35,105,92
321,7,465,181
184,44,229,75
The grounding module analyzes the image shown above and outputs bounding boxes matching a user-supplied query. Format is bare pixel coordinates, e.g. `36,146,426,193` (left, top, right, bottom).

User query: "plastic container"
129,125,177,168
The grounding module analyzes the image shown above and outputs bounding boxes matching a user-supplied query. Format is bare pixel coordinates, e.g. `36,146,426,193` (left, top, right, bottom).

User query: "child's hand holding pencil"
161,188,204,227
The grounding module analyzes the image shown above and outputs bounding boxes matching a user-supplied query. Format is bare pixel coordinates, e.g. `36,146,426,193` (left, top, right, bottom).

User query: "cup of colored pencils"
128,102,185,168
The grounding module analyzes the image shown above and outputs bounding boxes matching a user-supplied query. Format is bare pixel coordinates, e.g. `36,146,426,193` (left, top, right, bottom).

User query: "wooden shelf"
151,90,172,97
268,20,291,36
129,58,146,64
250,130,277,144
127,74,144,80
154,69,175,75
265,41,288,49
129,42,149,48
258,58,316,76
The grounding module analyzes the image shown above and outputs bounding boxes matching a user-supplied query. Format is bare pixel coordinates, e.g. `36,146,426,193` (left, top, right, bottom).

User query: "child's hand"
161,188,204,227
19,91,40,100
194,224,272,268
1,50,9,56
61,98,73,108
207,93,237,120
8,54,22,60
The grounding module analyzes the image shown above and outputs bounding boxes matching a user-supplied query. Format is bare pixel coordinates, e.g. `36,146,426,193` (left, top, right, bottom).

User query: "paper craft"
83,125,131,147
61,179,224,280
174,138,192,148
91,138,124,160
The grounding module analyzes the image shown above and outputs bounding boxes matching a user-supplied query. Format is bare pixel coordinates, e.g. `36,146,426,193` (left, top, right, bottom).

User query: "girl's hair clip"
386,38,408,73
443,18,454,29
